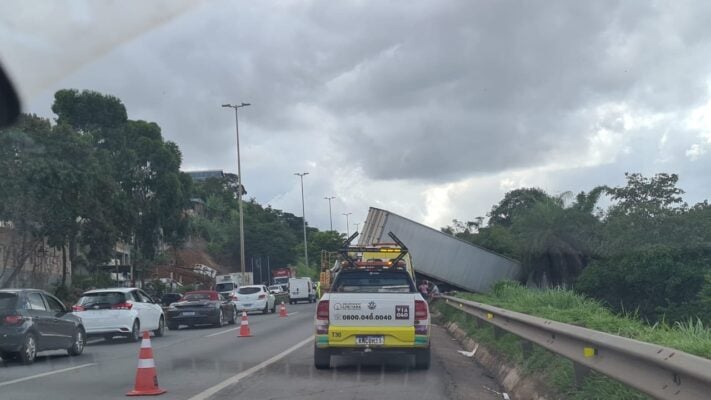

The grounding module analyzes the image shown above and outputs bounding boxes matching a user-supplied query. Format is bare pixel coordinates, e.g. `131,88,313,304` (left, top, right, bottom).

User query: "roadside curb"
434,310,557,400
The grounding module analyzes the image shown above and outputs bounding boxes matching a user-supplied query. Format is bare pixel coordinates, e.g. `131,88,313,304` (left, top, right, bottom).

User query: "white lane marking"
204,327,240,338
0,363,97,388
187,336,313,400
287,312,299,316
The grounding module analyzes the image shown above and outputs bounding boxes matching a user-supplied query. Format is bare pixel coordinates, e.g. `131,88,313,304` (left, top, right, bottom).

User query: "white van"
288,277,315,304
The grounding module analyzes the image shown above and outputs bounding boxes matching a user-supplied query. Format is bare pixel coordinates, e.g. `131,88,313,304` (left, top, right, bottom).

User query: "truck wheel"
314,346,331,369
414,347,431,370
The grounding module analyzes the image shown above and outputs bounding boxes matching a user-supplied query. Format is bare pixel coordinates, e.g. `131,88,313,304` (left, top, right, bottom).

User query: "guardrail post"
520,340,533,359
493,326,504,340
573,362,591,388
476,318,486,328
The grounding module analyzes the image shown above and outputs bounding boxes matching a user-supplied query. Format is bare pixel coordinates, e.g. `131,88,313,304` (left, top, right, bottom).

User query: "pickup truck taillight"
414,300,429,335
315,300,329,334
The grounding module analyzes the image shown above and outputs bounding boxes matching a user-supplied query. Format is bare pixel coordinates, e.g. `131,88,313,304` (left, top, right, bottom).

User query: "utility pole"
324,196,336,231
295,172,310,268
222,102,250,285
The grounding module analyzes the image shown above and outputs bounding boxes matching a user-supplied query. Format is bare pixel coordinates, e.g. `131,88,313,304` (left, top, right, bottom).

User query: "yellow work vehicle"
314,232,431,370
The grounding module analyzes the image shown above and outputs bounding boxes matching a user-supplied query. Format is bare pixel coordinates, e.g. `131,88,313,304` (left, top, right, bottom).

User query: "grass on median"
457,281,711,360
433,281,711,399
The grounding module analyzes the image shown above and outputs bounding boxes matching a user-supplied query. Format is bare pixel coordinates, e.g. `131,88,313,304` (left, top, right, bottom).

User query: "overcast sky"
2,0,711,233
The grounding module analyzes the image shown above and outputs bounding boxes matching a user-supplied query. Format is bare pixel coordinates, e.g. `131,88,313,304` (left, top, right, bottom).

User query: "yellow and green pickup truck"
314,237,431,369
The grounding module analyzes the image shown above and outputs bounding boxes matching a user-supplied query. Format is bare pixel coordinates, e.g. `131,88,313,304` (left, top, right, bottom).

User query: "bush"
576,245,709,324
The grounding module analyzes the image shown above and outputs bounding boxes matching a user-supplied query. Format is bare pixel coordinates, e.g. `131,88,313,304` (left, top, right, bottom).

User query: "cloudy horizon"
2,0,711,233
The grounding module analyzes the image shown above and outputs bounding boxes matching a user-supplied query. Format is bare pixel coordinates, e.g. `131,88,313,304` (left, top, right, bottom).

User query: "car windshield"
237,287,261,295
77,292,126,309
332,271,415,293
215,283,234,292
0,293,17,310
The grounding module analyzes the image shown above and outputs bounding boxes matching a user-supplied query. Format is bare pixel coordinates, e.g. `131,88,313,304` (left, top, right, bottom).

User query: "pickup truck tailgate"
329,293,415,326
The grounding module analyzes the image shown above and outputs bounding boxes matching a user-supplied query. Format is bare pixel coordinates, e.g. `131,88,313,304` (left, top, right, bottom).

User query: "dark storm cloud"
6,0,711,229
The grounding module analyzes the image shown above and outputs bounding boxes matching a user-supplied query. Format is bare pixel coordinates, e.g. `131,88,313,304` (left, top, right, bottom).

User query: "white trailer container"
358,207,522,293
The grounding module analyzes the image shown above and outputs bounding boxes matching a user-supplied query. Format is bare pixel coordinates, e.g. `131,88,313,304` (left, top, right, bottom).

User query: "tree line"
0,89,343,291
0,89,192,289
443,173,711,325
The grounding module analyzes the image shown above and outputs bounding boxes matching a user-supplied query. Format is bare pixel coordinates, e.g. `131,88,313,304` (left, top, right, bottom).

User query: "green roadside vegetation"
434,281,711,399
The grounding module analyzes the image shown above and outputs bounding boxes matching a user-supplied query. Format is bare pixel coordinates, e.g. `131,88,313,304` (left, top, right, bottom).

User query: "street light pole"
343,212,352,236
295,172,310,268
324,196,336,231
222,102,250,285
354,222,360,232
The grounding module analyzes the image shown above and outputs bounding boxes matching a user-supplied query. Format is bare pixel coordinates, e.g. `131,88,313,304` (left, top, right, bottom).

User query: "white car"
72,288,165,342
232,285,276,314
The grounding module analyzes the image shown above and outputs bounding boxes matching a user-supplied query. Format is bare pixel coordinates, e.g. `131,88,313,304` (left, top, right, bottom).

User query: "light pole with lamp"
222,102,250,284
295,172,310,268
342,212,352,236
324,196,336,231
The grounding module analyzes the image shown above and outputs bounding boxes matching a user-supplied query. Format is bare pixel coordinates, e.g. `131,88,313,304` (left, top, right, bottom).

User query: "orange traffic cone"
238,310,252,337
279,301,288,318
126,331,166,396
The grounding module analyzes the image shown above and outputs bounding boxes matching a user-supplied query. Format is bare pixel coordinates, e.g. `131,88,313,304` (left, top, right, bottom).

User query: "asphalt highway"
0,302,503,400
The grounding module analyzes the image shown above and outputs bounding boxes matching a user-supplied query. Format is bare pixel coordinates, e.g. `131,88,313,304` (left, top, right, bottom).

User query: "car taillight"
315,300,329,334
231,295,238,301
316,300,329,320
111,302,133,310
258,294,266,299
72,305,85,312
3,315,24,325
415,300,428,320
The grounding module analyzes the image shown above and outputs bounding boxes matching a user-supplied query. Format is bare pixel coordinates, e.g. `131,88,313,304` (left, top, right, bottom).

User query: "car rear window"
237,287,261,295
77,292,127,309
215,283,234,292
184,292,217,301
332,271,416,293
0,293,17,310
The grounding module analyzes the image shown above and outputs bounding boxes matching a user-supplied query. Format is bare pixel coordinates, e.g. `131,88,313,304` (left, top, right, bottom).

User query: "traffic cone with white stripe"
279,301,288,318
238,310,252,337
126,331,166,396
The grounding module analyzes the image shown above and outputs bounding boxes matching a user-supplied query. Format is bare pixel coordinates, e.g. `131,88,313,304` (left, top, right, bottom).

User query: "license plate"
356,336,384,345
182,311,195,316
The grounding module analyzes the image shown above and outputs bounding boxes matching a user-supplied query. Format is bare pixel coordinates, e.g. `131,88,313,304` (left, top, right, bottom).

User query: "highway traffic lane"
0,302,317,400
206,324,502,400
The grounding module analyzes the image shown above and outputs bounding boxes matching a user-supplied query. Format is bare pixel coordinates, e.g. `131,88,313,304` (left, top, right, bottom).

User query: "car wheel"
262,303,269,314
228,307,237,325
214,309,224,327
128,320,140,342
68,327,85,356
18,333,37,365
314,346,330,369
414,347,431,370
154,316,165,337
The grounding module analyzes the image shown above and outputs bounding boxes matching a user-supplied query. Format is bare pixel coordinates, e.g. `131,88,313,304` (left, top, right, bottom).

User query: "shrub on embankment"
434,281,711,400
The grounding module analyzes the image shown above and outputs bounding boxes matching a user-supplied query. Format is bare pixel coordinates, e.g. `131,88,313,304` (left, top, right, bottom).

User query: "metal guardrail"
440,295,711,400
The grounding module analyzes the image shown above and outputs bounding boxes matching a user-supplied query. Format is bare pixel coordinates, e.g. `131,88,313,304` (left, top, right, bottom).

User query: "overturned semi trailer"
358,207,522,293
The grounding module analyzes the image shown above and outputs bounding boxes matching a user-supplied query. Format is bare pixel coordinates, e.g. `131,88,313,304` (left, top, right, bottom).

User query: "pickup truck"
314,262,431,369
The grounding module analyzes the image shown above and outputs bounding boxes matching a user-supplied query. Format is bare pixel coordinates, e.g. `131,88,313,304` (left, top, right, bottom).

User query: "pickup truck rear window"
332,270,416,293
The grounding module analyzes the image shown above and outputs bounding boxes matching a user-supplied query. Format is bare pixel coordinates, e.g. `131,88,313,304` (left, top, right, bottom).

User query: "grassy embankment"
434,281,711,400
